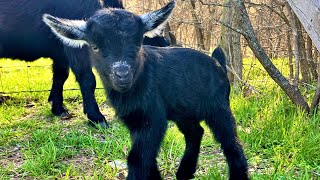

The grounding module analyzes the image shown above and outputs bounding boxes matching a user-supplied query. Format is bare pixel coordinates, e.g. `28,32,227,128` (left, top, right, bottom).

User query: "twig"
216,19,248,37
245,1,290,26
226,65,262,95
298,81,317,90
197,0,231,7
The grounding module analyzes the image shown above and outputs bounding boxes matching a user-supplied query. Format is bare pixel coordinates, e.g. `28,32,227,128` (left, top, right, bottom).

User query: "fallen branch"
226,65,262,95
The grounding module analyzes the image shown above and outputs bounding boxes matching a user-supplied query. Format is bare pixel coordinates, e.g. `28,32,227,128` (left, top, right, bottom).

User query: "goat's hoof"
60,112,74,120
88,120,109,129
52,105,69,117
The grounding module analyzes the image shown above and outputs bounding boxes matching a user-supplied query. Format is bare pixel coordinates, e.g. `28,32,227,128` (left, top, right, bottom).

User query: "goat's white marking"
141,1,175,38
141,13,169,38
111,61,130,69
43,14,88,48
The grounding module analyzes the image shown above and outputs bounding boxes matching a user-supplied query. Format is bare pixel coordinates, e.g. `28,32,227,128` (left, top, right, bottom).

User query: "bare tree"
231,0,310,112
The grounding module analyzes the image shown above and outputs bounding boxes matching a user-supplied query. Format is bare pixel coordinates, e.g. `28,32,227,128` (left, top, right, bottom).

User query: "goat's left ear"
43,14,88,48
140,0,175,38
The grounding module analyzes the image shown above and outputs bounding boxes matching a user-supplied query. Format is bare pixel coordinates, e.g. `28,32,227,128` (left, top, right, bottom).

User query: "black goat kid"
43,1,248,179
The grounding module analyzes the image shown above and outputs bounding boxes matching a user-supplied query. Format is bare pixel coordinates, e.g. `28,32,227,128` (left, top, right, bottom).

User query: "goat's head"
43,0,175,92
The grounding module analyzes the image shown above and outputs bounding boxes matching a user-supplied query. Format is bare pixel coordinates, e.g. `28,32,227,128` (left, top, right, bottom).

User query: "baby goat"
43,1,248,179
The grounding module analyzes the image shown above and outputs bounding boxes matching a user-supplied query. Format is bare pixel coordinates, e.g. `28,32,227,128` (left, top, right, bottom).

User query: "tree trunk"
220,0,243,89
306,35,318,80
190,0,206,50
311,62,320,111
287,4,300,88
232,0,310,112
286,0,320,53
274,32,281,59
220,0,234,83
231,0,243,88
286,30,294,80
266,10,274,58
296,20,311,83
206,7,216,52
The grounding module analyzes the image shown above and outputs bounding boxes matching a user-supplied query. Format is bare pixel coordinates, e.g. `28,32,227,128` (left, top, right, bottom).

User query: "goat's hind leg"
175,121,204,180
205,106,248,180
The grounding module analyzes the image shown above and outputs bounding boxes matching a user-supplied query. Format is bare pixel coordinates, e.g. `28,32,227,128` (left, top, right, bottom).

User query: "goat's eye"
91,45,99,52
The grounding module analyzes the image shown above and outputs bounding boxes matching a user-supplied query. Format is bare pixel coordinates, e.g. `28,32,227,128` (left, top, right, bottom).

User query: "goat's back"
143,46,230,119
0,0,102,60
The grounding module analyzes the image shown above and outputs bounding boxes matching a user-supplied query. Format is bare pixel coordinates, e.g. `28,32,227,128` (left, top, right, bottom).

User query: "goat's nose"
114,70,129,79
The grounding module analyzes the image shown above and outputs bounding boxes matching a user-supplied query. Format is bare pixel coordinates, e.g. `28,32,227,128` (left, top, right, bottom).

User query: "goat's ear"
140,0,175,38
42,14,88,48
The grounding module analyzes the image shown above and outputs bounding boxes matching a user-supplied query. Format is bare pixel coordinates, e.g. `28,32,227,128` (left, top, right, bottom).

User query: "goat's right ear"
42,14,88,48
140,0,175,38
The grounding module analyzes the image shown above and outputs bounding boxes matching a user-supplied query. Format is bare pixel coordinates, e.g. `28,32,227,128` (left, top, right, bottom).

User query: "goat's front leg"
64,46,107,128
126,113,167,180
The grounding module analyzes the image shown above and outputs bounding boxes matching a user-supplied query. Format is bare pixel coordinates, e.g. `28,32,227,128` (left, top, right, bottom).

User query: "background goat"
43,0,248,179
0,0,170,128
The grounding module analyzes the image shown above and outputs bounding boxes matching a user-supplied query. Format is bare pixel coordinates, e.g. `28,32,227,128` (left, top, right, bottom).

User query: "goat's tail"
212,46,227,72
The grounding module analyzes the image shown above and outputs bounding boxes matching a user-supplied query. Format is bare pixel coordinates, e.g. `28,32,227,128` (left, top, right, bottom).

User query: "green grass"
0,58,319,179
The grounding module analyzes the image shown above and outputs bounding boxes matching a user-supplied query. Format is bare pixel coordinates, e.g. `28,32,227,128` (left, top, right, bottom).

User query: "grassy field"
0,58,319,179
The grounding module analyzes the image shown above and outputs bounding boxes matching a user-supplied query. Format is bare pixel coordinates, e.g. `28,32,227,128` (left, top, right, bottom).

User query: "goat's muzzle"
110,63,133,92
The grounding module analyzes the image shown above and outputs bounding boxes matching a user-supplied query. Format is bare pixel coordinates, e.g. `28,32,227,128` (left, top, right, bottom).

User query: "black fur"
108,47,248,180
44,1,248,179
0,0,170,128
143,36,170,47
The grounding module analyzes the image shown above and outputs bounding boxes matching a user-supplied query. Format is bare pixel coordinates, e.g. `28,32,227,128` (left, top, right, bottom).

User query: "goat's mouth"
112,82,132,92
109,71,133,93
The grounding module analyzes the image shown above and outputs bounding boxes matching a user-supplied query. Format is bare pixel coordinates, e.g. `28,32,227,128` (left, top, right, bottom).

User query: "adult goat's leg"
205,105,248,180
175,121,204,180
49,55,69,116
64,47,107,128
127,114,167,180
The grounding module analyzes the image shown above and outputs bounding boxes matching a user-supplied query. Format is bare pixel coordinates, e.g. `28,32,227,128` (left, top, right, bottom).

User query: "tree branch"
216,19,248,37
245,1,291,26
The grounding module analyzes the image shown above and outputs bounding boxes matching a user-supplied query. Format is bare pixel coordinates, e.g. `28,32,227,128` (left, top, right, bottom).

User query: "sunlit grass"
0,58,319,179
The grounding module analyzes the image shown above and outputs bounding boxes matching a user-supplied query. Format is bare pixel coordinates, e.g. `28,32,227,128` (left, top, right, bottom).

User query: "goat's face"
43,0,175,92
85,10,144,92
